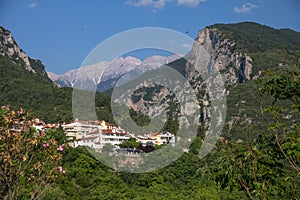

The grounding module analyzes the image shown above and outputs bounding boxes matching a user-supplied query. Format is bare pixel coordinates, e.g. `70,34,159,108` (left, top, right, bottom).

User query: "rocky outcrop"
0,26,34,72
111,28,253,128
127,83,171,118
186,28,252,85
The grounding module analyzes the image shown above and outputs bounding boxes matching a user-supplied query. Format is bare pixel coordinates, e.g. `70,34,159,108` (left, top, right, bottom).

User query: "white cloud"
234,2,257,14
125,0,206,10
177,0,206,8
28,2,37,9
125,0,173,10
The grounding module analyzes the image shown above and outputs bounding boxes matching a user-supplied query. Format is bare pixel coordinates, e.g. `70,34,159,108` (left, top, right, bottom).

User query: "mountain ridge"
112,21,300,141
47,54,181,92
0,21,299,126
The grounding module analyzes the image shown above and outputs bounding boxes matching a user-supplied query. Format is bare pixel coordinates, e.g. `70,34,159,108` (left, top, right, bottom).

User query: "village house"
62,119,100,139
149,132,176,146
100,129,131,147
62,119,130,149
99,122,130,147
62,119,101,147
75,130,102,149
136,135,156,146
100,120,117,130
61,119,176,150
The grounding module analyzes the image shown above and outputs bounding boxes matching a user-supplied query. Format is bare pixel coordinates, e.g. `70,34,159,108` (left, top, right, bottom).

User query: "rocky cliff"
115,26,255,136
0,26,34,72
186,27,252,86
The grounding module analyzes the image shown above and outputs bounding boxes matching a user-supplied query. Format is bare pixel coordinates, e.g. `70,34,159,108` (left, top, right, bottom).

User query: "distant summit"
47,54,180,92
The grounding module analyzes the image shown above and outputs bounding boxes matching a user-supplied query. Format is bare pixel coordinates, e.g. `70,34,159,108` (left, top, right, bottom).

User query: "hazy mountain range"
47,54,181,92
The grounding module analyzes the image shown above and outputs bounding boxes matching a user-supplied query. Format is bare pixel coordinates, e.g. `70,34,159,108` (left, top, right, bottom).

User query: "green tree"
257,69,300,172
197,67,300,199
0,107,64,200
119,138,141,149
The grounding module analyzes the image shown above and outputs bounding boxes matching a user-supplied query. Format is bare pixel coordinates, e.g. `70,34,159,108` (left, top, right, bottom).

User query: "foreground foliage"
0,108,65,200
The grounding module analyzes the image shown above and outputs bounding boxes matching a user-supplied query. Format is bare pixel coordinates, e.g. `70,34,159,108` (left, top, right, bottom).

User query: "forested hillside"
210,22,300,75
0,55,113,123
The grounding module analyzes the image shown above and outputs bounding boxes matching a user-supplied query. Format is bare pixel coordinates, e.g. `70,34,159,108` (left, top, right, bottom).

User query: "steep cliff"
186,27,252,85
117,22,300,141
113,27,254,128
0,26,33,72
0,26,50,79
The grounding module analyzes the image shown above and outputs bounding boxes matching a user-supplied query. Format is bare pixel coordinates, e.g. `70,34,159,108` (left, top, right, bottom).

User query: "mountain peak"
124,56,142,64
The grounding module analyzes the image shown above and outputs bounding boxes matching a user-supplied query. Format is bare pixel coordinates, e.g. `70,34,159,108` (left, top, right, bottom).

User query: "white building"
62,119,100,139
62,119,130,149
62,119,101,148
75,130,102,149
148,132,175,146
136,135,156,146
100,128,130,147
62,120,175,150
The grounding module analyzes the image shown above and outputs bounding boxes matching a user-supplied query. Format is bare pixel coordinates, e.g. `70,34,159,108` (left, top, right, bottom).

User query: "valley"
0,21,299,199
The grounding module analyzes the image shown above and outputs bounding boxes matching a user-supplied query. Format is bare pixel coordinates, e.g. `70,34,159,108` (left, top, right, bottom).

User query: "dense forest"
1,67,299,199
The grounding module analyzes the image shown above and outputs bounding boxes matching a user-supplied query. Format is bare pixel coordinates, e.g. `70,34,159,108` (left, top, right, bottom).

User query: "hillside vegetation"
0,55,113,123
210,22,300,75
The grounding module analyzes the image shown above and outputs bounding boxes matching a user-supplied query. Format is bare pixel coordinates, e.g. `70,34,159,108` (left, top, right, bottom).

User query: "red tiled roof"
102,129,113,134
137,136,155,140
102,130,127,135
149,132,162,136
105,122,116,126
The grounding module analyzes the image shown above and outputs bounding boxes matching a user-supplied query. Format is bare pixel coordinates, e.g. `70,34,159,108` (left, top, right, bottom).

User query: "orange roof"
137,136,155,140
102,130,127,135
106,122,116,126
149,132,162,137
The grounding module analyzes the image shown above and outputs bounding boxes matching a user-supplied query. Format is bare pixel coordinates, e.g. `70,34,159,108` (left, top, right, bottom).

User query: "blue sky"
0,0,299,74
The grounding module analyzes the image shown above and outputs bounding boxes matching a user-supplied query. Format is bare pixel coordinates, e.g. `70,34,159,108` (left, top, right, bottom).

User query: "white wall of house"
63,120,176,150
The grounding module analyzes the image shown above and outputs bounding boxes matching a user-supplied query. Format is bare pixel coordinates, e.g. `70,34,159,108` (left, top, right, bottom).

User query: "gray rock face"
0,27,34,72
48,61,110,88
188,28,252,86
121,27,251,132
